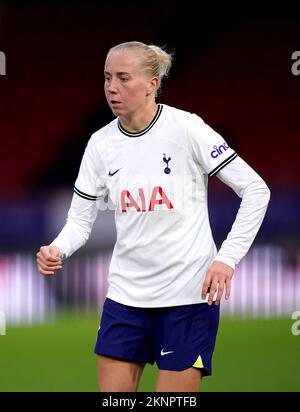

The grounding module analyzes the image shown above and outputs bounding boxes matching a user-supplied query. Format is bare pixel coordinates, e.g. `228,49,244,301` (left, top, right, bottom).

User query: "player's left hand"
201,261,234,306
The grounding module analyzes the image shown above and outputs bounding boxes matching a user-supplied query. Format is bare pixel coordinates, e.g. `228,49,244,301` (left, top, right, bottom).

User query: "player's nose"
106,79,118,93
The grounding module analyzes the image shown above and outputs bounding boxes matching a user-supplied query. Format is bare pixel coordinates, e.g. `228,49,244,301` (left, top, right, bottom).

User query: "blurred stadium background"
0,1,300,391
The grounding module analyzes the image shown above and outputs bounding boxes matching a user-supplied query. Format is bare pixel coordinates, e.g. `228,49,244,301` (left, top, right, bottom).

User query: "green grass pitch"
0,312,299,392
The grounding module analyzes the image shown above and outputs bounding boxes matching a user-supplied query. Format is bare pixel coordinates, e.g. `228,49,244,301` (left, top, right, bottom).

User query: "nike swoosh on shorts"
160,348,175,356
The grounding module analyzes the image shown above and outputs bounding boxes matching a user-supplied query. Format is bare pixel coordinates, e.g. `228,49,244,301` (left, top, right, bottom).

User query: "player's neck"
119,101,158,133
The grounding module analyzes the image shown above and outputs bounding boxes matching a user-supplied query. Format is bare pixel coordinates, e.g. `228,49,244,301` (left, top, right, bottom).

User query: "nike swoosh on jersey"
160,348,175,356
108,168,121,177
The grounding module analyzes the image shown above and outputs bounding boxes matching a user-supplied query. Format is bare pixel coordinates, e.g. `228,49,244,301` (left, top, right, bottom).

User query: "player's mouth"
110,100,121,107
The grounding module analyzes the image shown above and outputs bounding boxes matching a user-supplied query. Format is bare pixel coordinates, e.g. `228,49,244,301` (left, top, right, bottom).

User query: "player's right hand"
36,245,62,276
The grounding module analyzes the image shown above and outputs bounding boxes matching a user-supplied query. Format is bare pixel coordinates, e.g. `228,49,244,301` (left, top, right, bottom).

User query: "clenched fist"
36,245,62,276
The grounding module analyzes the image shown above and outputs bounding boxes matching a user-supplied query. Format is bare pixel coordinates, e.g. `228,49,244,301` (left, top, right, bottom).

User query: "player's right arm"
36,134,108,276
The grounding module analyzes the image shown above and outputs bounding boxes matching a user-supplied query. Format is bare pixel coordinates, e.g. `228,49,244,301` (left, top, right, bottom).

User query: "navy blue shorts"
94,297,220,376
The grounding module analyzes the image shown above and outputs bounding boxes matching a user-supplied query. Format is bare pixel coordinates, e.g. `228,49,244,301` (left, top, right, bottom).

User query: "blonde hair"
107,41,173,95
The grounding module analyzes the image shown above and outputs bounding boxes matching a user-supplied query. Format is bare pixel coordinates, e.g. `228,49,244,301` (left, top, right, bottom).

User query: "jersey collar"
118,104,163,137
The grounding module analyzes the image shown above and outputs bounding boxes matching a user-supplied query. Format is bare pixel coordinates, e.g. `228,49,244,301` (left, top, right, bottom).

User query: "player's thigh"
155,367,202,392
97,354,146,392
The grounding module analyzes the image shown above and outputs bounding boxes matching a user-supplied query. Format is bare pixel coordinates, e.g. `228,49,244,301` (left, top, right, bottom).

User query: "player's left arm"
201,156,271,305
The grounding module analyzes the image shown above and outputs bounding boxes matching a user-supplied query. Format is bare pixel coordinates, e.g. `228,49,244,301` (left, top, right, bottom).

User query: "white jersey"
50,104,270,307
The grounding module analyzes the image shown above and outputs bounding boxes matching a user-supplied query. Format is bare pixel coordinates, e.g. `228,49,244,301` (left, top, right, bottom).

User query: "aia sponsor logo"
210,142,229,158
121,186,174,213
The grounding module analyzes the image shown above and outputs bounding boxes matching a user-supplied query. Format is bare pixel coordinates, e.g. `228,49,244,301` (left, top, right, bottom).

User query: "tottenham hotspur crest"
163,153,171,174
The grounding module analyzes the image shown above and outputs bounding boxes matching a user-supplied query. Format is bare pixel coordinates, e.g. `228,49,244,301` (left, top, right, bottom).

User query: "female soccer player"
36,41,270,392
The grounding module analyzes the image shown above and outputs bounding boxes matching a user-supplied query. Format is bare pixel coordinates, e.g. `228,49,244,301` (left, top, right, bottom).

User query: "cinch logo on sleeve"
121,186,174,213
210,142,229,158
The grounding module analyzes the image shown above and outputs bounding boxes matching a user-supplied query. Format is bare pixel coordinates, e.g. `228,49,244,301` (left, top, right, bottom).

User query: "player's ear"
146,76,159,96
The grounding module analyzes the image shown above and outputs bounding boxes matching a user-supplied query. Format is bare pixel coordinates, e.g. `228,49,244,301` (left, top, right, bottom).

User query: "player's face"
104,50,155,117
